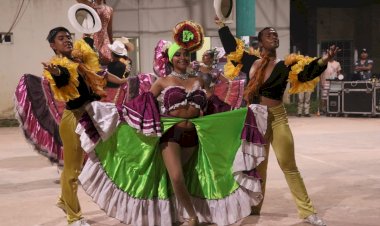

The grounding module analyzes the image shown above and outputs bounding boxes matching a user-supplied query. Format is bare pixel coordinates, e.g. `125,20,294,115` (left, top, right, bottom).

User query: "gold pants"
58,108,86,223
254,104,316,218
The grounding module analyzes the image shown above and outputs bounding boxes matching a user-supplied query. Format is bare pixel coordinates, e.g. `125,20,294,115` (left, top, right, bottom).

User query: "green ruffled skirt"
77,101,267,225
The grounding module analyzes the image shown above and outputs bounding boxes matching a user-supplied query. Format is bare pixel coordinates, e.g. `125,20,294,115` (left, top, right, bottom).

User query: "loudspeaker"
374,87,380,115
342,88,373,114
343,81,373,90
327,92,340,114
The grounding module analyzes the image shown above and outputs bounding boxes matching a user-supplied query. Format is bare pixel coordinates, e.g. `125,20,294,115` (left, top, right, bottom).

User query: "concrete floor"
0,116,379,226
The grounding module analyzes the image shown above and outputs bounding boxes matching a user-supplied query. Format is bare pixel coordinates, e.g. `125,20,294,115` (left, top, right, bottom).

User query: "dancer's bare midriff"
260,96,282,108
168,105,201,129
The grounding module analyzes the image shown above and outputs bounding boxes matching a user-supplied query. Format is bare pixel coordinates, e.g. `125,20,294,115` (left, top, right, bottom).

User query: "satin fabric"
253,104,316,218
94,108,248,200
14,74,64,164
59,108,86,223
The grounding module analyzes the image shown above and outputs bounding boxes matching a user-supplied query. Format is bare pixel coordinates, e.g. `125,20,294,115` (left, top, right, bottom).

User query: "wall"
0,0,78,119
111,0,290,73
0,0,290,119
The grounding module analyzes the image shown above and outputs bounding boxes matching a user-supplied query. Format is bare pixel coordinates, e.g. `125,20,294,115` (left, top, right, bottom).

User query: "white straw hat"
118,37,135,52
214,0,233,23
108,40,128,56
68,3,101,34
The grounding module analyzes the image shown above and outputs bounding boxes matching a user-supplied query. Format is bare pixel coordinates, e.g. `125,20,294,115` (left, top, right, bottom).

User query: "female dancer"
150,42,206,225
77,21,267,226
77,0,113,65
216,18,339,226
194,48,225,91
192,48,245,111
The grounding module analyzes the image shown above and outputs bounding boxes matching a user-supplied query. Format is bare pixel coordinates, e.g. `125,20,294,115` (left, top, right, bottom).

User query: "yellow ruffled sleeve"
72,39,101,72
43,56,80,102
223,38,246,80
285,54,320,94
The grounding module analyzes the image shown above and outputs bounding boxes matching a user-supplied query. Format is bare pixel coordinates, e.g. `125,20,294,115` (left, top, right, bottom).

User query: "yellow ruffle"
224,62,243,80
78,64,107,98
224,38,245,80
285,53,320,94
43,56,80,102
72,39,101,72
72,39,106,98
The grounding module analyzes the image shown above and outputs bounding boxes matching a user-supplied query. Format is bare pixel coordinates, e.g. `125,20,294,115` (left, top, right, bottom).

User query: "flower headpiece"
153,20,204,77
172,20,204,52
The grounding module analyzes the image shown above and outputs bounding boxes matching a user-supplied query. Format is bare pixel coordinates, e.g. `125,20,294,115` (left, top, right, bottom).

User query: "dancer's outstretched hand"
321,45,341,64
42,62,61,76
214,16,225,28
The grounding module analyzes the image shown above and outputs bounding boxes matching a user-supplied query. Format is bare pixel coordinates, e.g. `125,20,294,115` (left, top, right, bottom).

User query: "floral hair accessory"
153,39,173,77
172,20,204,52
182,30,194,42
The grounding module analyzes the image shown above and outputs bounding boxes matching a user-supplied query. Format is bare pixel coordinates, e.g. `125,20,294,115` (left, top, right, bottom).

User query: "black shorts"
159,125,199,147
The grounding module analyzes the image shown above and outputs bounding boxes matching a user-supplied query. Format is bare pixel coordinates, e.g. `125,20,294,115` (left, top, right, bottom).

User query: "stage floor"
1,116,379,226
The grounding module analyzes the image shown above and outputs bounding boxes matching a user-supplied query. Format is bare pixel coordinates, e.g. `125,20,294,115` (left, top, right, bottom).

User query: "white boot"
68,219,90,226
304,214,327,226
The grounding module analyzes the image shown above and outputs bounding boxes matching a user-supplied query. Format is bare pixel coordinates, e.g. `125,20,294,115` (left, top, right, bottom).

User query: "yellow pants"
58,108,85,223
254,104,316,218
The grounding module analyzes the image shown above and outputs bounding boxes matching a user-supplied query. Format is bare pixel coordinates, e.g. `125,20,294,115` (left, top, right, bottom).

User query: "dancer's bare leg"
161,142,197,223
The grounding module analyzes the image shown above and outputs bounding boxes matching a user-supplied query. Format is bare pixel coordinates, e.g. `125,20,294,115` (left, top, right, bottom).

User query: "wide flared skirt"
14,74,64,165
77,101,268,225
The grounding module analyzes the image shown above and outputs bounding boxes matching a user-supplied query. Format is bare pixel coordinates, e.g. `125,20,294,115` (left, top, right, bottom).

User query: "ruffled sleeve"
284,54,327,94
218,26,259,80
121,92,162,136
72,39,101,72
43,56,80,102
223,38,245,80
77,92,162,153
72,39,107,98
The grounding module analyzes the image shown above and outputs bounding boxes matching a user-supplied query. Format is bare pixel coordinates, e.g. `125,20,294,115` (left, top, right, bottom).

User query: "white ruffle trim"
75,102,120,153
79,140,265,226
158,85,207,114
76,101,162,153
79,158,172,226
86,101,121,140
233,140,266,191
76,123,99,153
248,104,268,135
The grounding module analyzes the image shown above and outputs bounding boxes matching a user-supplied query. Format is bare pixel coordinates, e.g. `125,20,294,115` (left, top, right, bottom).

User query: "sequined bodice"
158,86,207,114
